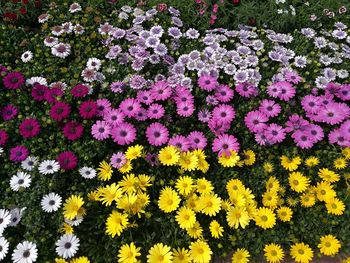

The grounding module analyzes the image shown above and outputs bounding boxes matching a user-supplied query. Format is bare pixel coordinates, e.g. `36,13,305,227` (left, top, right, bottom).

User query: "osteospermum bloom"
226,207,250,229
218,150,240,167
289,172,310,193
318,234,341,256
158,187,181,213
19,118,40,138
10,171,31,191
118,242,141,263
189,240,212,263
0,236,9,261
147,243,173,263
280,156,301,171
50,102,71,121
316,181,336,202
235,82,258,98
212,134,240,156
55,234,80,259
175,206,196,229
3,72,25,89
277,206,293,222
175,176,194,196
244,110,269,133
264,243,284,263
168,135,190,152
79,100,97,119
259,99,281,117
209,220,223,238
63,195,84,220
231,248,250,263
71,84,89,98
111,122,137,145
318,168,340,183
254,207,276,229
187,131,207,150
1,104,18,121
178,151,198,171
198,74,218,91
325,197,345,215
12,241,38,263
91,121,111,140
9,145,29,162
146,122,169,146
41,192,62,213
212,104,236,124
63,121,84,141
290,243,313,263
172,247,191,263
105,211,129,237
97,161,113,181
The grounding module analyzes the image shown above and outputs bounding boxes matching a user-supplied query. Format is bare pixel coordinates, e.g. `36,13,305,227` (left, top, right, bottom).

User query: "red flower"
4,12,18,20
19,7,27,14
34,0,41,8
156,3,167,12
22,0,29,4
233,0,240,5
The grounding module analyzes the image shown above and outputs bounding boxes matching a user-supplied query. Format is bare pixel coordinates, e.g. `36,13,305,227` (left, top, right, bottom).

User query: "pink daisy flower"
19,118,41,138
304,124,324,142
32,84,49,101
198,109,212,123
91,121,111,140
328,128,349,146
63,121,84,141
111,122,137,145
135,108,148,121
187,131,207,150
1,104,18,121
103,109,125,127
150,81,172,101
57,151,78,171
176,102,195,117
208,118,231,135
168,135,191,151
259,99,281,118
110,152,127,169
0,130,9,146
198,74,218,91
147,103,165,119
285,71,302,84
119,98,141,118
215,84,234,102
71,84,89,98
212,104,235,124
335,84,350,101
235,82,258,98
50,101,71,122
264,123,286,144
244,111,269,133
285,114,309,133
137,90,154,105
254,132,268,146
212,134,240,156
292,130,315,149
301,95,322,114
96,99,112,117
267,81,296,101
318,102,349,125
79,100,97,119
10,145,29,162
146,122,169,146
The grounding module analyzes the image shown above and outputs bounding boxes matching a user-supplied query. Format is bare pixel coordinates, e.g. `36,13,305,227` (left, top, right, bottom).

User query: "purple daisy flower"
292,130,315,149
264,123,286,144
19,118,41,138
110,152,127,169
79,100,98,119
96,99,112,117
1,104,18,121
335,84,350,101
301,95,322,114
135,107,148,121
10,145,29,162
147,103,165,119
176,102,195,117
32,84,49,101
145,153,160,167
215,84,234,103
285,114,310,133
57,151,78,171
103,109,125,127
110,82,126,93
198,74,218,91
235,82,258,98
0,129,9,146
328,128,349,146
259,99,281,118
212,134,240,156
244,111,269,133
187,131,207,150
208,118,231,135
137,90,154,105
119,98,142,118
146,122,169,146
150,81,172,101
91,120,111,141
3,72,25,89
318,102,349,125
168,135,190,152
212,104,236,125
198,109,212,123
285,71,302,84
111,122,137,145
304,124,324,142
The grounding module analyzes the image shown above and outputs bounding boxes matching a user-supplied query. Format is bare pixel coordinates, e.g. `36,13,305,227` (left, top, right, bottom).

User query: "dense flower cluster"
1,2,350,263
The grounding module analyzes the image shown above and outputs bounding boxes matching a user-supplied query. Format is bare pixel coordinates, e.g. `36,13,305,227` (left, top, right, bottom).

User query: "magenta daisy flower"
173,86,194,104
318,102,349,125
44,87,64,104
110,152,127,169
177,102,195,117
198,109,212,123
96,99,112,117
0,129,9,146
235,82,258,98
267,81,296,101
79,100,97,119
3,72,25,89
259,99,281,118
137,90,154,105
63,121,84,141
212,134,240,156
208,118,230,136
10,145,29,162
57,151,78,171
339,120,350,139
264,123,286,144
335,84,350,101
285,71,302,84
111,122,137,145
215,84,234,102
146,122,169,146
147,103,165,119
150,81,172,101
50,101,71,122
110,82,126,93
244,110,269,133
31,84,49,101
135,108,148,121
254,132,268,146
1,104,18,121
119,98,141,118
304,124,324,142
328,128,349,146
198,74,218,91
145,153,160,167
285,114,309,133
292,130,315,149
212,104,236,124
91,120,111,140
206,95,219,106
19,118,41,138
103,109,125,127
187,131,207,150
168,135,190,151
301,95,322,114
71,84,89,98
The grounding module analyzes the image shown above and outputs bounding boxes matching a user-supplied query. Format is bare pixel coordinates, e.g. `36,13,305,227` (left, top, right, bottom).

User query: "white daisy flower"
79,167,96,179
38,13,49,23
43,36,59,47
52,43,71,58
21,51,33,63
8,208,25,227
0,237,9,261
69,3,82,13
86,58,102,71
12,241,38,263
65,215,84,226
74,24,85,35
337,69,349,79
294,55,307,68
10,172,31,192
0,147,3,156
38,160,60,175
61,22,73,34
118,12,129,20
81,68,97,82
26,76,48,86
21,156,38,171
0,209,11,235
41,193,62,213
55,234,80,259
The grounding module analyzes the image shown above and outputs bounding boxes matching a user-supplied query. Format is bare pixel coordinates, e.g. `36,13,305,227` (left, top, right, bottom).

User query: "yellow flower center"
261,215,268,222
293,180,299,186
325,242,331,247
298,249,304,255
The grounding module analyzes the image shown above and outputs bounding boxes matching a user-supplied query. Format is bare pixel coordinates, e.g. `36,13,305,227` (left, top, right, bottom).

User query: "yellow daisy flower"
186,221,203,239
63,195,84,220
300,193,316,208
175,206,196,229
280,155,301,171
218,150,240,167
119,160,133,174
333,157,347,170
262,191,279,208
290,243,313,263
158,146,180,166
105,211,129,238
172,247,191,263
263,162,274,173
178,151,198,171
241,149,256,165
318,234,341,256
197,193,222,216
98,183,123,206
59,223,74,234
305,156,319,167
125,145,143,160
264,243,284,263
266,176,280,193
226,207,250,229
254,207,276,229
119,173,138,194
70,257,90,263
196,178,214,195
277,206,293,222
209,220,223,239
147,243,173,263
288,172,310,193
158,187,181,213
316,181,336,202
175,176,194,196
231,248,250,263
325,197,345,215
342,147,350,160
118,242,141,263
189,240,212,263
318,168,340,183
226,179,244,193
97,161,113,181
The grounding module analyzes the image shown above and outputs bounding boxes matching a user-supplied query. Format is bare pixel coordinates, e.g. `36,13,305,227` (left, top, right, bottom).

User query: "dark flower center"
16,151,23,156
205,80,211,85
194,138,200,143
98,128,105,133
18,179,24,184
23,250,30,258
272,130,278,136
25,124,33,131
220,112,227,117
47,165,53,170
49,200,55,205
120,130,127,137
301,136,307,141
308,102,315,107
267,106,273,111
327,112,334,117
154,131,161,138
311,130,317,135
11,77,19,83
56,108,64,114
64,242,72,249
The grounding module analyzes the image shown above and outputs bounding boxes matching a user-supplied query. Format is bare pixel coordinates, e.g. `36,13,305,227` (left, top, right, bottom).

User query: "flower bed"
1,2,350,263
